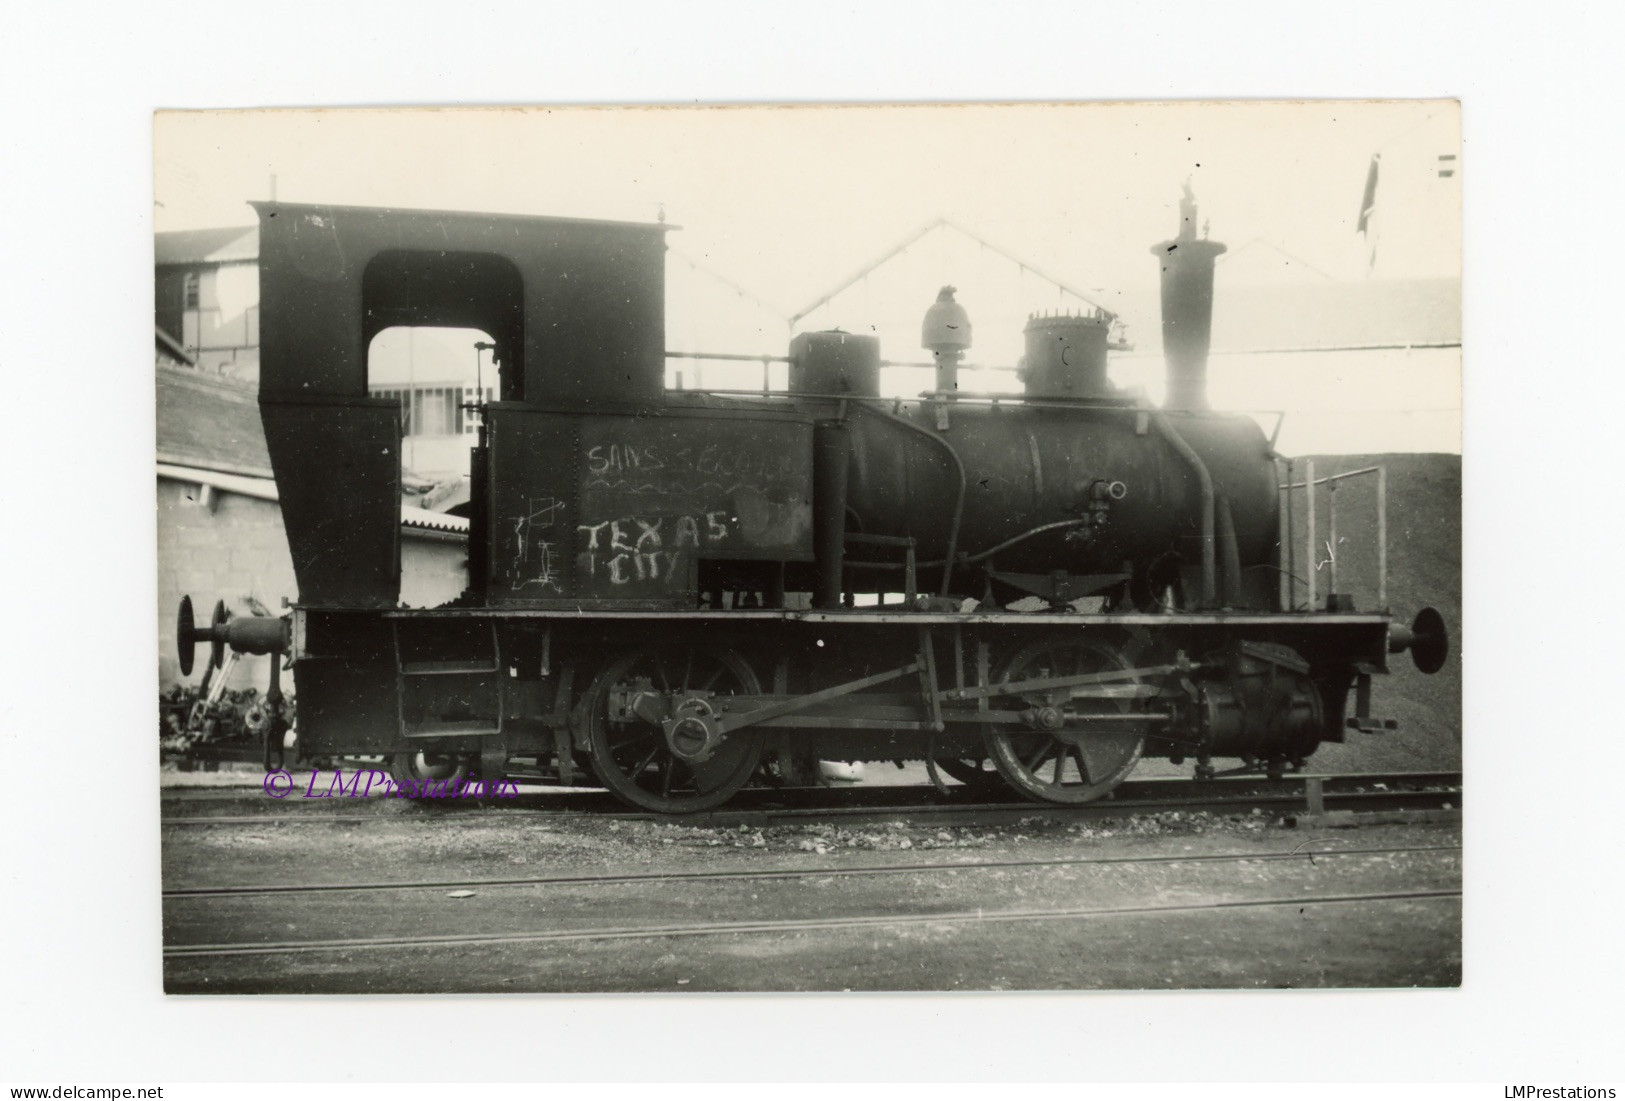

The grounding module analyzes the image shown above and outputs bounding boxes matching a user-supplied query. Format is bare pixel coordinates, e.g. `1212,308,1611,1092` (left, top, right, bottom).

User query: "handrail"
1279,462,1388,611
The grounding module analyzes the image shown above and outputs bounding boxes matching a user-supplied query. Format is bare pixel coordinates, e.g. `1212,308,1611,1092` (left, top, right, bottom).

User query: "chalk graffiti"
585,444,664,475
575,509,731,587
509,496,565,592
584,439,797,487
590,547,685,585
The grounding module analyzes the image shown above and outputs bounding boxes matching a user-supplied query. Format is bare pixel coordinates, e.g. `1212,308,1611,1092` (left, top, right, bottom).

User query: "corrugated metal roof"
400,505,471,533
154,225,258,266
158,463,468,536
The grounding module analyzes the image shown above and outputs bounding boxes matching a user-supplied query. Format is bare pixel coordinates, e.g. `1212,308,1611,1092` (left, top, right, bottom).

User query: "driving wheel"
585,645,763,813
985,635,1147,805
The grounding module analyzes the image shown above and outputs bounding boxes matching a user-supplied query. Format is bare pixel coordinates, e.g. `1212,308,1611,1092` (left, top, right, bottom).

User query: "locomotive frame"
173,195,1446,813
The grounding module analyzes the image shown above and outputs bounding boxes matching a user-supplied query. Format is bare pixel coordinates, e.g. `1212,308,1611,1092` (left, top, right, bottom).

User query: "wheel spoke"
629,743,662,778
1072,744,1091,784
679,651,694,693
1051,751,1065,785
660,757,674,797
654,654,671,693
1023,738,1053,774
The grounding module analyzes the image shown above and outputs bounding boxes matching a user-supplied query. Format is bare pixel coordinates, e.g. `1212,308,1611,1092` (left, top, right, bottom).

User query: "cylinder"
790,331,881,397
1020,312,1112,399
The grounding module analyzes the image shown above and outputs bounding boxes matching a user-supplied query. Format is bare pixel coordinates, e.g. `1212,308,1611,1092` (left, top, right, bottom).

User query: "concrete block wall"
156,479,296,692
158,477,470,693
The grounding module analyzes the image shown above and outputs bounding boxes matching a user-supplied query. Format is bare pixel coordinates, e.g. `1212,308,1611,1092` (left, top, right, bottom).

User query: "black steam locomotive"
174,192,1446,812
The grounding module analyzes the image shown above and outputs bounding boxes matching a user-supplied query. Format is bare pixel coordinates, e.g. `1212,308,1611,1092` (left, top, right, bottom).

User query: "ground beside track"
162,807,1460,993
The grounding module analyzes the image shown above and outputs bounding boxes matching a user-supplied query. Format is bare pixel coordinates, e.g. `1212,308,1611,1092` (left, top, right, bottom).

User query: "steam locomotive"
173,191,1446,812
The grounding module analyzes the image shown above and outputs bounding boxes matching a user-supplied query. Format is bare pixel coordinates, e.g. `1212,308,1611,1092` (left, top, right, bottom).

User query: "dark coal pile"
1288,453,1461,771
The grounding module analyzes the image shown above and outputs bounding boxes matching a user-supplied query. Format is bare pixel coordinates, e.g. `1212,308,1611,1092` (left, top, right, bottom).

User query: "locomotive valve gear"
611,682,735,763
586,647,764,814
662,696,725,764
1021,705,1065,732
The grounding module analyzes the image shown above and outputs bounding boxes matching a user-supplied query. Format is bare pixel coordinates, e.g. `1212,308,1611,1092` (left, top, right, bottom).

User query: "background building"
155,364,469,691
154,226,260,378
155,225,496,484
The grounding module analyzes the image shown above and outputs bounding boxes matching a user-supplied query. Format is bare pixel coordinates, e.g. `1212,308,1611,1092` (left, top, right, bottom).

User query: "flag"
1357,153,1381,273
1357,154,1381,235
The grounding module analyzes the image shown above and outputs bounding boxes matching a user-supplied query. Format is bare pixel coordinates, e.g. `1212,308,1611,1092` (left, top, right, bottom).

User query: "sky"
154,102,1460,285
156,103,1461,452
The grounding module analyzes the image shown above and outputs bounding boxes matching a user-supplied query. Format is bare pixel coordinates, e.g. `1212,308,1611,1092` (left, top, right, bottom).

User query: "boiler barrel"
841,403,1277,578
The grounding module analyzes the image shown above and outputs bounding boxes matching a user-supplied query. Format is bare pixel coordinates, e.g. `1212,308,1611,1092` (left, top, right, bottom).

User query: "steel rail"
163,887,1462,958
159,786,1459,828
160,772,1462,827
164,843,1461,899
157,788,1459,832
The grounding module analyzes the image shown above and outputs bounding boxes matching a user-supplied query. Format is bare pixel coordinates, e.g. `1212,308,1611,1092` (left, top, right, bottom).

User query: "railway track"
162,794,1463,981
160,770,1461,828
166,841,1460,899
165,886,1462,958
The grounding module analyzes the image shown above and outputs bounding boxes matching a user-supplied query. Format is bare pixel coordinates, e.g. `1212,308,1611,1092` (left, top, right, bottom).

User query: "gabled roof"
154,225,258,266
155,364,272,477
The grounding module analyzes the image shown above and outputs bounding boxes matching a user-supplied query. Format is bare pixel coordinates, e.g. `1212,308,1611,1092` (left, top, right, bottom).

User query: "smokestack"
1151,183,1227,411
